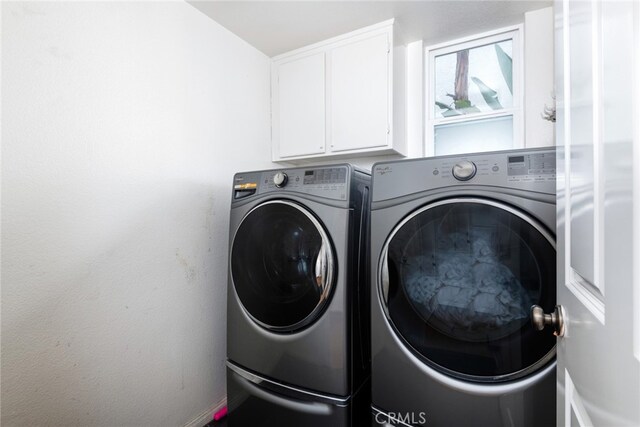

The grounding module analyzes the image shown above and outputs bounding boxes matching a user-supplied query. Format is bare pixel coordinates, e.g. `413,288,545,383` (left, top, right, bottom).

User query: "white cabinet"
271,20,406,162
330,32,389,152
276,52,326,158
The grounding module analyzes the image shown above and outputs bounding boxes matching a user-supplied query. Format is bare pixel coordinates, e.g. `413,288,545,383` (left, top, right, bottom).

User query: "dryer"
370,148,557,426
227,164,371,426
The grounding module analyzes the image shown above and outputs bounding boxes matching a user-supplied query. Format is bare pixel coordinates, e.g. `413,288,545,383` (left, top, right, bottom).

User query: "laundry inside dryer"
394,202,543,341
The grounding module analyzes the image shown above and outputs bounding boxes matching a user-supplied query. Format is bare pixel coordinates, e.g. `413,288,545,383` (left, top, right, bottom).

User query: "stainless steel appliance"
370,148,557,426
227,164,371,426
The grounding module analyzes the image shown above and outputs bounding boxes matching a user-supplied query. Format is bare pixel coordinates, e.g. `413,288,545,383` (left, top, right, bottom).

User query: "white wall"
1,2,273,426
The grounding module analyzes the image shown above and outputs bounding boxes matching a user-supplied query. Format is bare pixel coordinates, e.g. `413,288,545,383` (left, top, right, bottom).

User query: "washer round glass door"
231,200,335,332
380,198,556,381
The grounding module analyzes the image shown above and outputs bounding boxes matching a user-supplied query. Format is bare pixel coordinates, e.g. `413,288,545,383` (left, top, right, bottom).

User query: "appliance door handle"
230,369,333,416
315,242,333,301
380,247,390,305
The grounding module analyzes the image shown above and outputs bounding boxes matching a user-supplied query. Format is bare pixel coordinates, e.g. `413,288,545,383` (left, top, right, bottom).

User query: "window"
425,27,523,156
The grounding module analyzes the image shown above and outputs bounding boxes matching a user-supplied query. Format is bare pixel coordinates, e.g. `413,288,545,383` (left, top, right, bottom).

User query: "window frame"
424,25,524,157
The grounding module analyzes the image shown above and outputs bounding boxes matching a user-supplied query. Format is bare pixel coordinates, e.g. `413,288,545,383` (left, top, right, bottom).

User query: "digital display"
508,153,556,176
303,167,347,185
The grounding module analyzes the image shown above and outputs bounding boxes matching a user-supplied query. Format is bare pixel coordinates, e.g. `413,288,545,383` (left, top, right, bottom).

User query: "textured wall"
1,2,273,425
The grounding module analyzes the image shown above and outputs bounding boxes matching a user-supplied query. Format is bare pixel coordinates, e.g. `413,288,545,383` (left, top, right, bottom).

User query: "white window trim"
424,25,524,157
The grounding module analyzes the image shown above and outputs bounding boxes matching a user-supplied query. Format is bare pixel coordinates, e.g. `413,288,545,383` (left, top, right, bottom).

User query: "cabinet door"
329,32,390,153
276,53,326,158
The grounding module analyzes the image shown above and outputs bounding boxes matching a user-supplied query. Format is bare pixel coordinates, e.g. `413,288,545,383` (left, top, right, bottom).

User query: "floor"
203,417,227,427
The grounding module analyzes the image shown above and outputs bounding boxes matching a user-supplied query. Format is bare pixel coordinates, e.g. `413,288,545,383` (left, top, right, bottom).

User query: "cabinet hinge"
387,126,391,135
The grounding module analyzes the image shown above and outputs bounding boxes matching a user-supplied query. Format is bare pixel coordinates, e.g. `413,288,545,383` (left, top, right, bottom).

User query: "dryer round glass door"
379,198,556,382
231,200,336,332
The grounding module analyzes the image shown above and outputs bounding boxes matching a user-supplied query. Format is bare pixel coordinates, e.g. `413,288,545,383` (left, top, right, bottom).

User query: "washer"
370,148,557,427
227,164,371,426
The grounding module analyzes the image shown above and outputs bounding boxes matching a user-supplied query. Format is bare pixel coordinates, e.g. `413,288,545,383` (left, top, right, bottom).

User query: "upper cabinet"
271,20,406,163
276,52,326,158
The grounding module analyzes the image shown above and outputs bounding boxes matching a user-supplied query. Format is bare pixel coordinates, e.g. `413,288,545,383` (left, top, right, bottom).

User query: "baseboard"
183,396,227,427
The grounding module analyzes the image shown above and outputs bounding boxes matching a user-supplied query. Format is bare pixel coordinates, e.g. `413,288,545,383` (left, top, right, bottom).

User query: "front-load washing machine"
370,148,557,427
227,164,371,426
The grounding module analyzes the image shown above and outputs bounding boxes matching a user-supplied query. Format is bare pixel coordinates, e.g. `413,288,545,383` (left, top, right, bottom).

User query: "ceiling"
188,1,552,57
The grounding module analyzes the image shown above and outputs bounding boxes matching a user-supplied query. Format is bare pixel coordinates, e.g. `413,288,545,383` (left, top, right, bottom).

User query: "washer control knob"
273,172,288,188
452,161,477,181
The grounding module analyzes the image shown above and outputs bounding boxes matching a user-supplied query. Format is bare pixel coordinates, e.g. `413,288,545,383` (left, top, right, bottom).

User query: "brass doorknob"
531,305,565,337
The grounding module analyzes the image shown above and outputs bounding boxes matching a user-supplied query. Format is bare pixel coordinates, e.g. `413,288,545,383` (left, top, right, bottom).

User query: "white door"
329,32,390,152
274,52,326,158
555,0,640,426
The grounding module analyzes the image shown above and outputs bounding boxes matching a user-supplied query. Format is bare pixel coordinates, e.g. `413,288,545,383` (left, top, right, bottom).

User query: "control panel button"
273,172,288,188
452,161,477,181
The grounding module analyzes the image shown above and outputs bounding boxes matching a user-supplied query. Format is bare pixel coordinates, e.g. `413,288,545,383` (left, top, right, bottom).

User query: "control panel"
506,152,556,182
233,166,350,201
372,148,557,202
420,151,555,184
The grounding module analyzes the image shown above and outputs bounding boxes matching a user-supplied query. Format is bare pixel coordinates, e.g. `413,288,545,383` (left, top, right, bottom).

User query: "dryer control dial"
273,172,288,188
452,161,477,181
